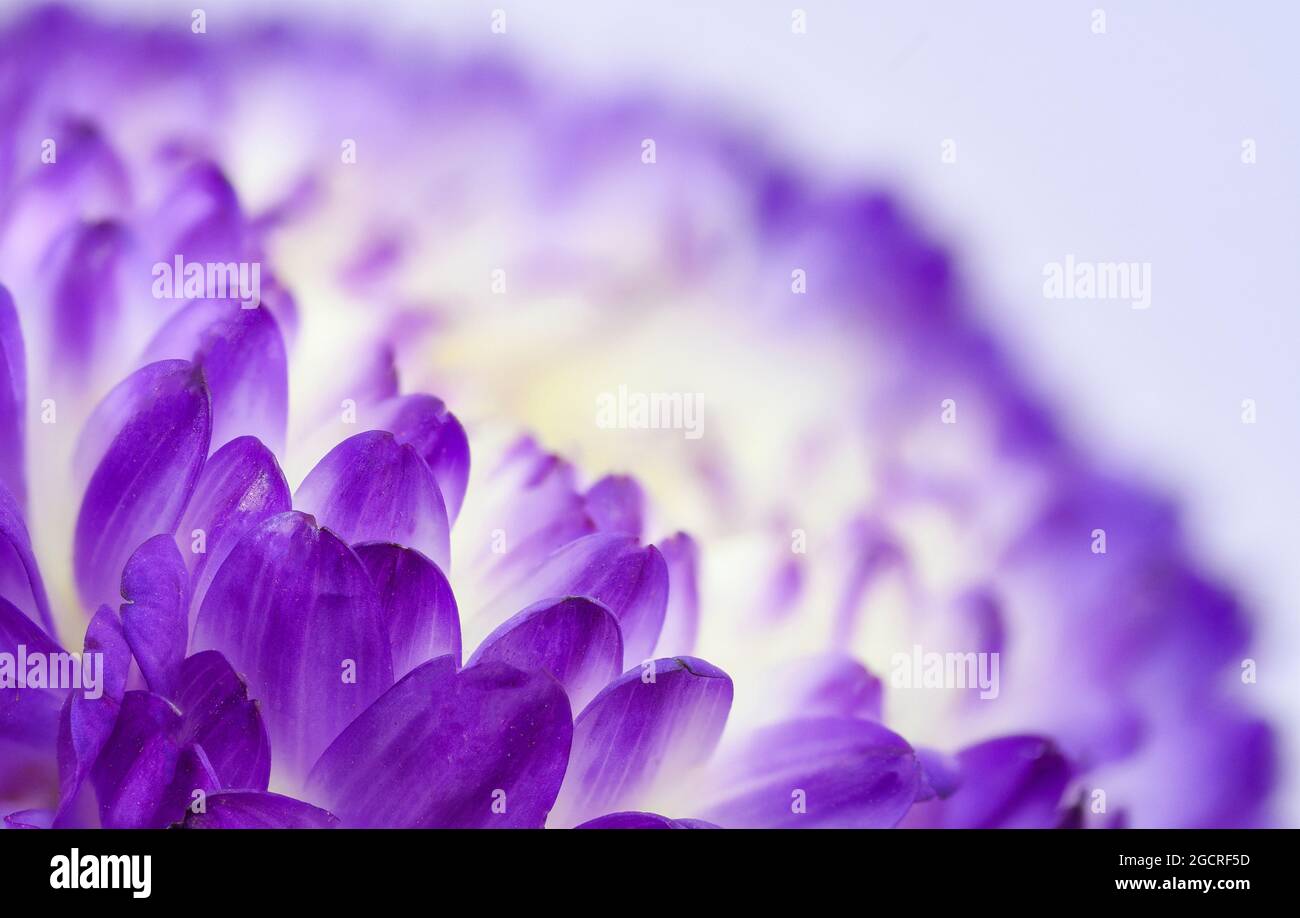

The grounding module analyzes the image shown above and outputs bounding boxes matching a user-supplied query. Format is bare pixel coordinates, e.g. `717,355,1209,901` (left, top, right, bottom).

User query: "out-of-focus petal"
483,534,668,670
175,650,271,791
0,285,26,509
74,359,211,609
3,809,53,829
143,299,289,456
467,596,622,712
654,532,699,656
901,735,1072,828
575,811,719,829
550,656,732,827
353,542,460,676
193,511,392,778
914,747,961,802
0,480,53,634
89,690,182,829
294,430,450,572
182,791,339,829
699,717,920,829
0,595,64,799
119,534,189,699
583,475,644,538
174,435,291,625
308,656,572,828
45,219,129,384
370,394,470,524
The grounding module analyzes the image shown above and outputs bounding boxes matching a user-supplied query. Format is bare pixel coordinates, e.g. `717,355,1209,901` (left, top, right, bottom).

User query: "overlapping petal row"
0,6,1274,828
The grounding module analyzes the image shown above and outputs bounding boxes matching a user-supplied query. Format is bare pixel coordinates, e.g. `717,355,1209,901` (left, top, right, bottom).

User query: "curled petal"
89,691,182,829
353,542,460,676
119,534,190,699
182,791,339,829
193,511,392,778
74,359,211,609
143,299,289,456
308,656,572,828
175,650,271,791
698,718,920,829
174,435,292,624
551,656,732,827
467,596,622,712
295,430,450,571
370,394,471,524
484,534,668,670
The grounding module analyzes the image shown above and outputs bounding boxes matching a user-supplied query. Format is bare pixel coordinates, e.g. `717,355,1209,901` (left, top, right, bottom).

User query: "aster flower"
0,5,1276,830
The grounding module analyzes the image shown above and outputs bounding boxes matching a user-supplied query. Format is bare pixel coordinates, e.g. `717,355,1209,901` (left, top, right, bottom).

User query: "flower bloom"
0,6,1276,828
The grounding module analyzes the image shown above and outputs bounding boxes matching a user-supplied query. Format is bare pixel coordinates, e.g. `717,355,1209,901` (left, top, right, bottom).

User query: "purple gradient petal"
576,811,720,829
914,747,962,802
3,809,53,829
370,394,471,524
193,511,392,777
353,542,460,676
901,735,1072,828
467,596,623,712
489,533,668,670
654,532,699,656
174,435,292,626
182,790,339,829
53,605,130,827
583,475,644,538
295,430,450,571
175,650,271,791
143,299,289,456
308,656,572,828
159,742,221,826
699,718,920,829
45,219,129,383
74,359,212,609
0,285,27,510
551,656,732,827
0,596,64,799
0,481,52,634
119,534,189,699
89,690,182,829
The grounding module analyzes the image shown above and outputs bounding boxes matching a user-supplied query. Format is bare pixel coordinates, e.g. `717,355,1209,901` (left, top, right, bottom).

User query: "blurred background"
28,0,1299,821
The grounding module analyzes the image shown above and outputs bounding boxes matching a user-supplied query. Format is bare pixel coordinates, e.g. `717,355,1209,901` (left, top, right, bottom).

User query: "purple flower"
0,5,1276,829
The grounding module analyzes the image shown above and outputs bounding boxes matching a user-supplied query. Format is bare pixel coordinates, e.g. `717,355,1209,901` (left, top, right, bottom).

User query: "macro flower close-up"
0,0,1292,860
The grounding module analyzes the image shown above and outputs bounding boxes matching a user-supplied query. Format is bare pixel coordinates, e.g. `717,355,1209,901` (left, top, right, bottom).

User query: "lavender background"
35,0,1300,822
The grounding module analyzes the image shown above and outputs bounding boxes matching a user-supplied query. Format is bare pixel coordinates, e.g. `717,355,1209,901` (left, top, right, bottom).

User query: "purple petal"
760,654,884,723
295,430,450,572
74,359,212,610
583,475,644,538
119,534,189,699
159,742,221,826
89,690,182,829
143,299,289,456
308,656,572,828
575,811,719,829
550,656,732,827
174,435,292,625
46,219,129,383
485,533,668,670
0,595,64,797
53,605,130,827
182,791,339,829
369,394,471,524
353,542,460,676
174,651,271,791
153,161,248,266
0,479,53,634
4,809,53,829
902,736,1072,828
654,531,699,656
914,747,961,802
467,596,622,712
699,718,920,829
193,511,392,777
0,285,27,509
